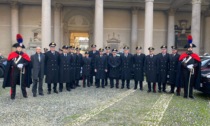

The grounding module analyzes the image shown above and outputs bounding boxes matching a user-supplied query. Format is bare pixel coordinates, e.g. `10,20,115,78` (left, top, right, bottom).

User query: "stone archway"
63,9,94,48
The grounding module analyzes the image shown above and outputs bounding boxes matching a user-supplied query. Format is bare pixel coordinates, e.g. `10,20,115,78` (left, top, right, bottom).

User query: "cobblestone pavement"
0,79,210,126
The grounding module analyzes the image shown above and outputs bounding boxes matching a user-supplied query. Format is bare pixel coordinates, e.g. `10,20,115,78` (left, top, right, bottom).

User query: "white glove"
17,64,23,69
187,64,193,69
105,69,108,72
167,75,169,78
207,75,210,79
94,69,97,72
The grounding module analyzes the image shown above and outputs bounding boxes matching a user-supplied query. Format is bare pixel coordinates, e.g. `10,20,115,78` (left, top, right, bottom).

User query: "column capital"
54,3,62,11
10,1,19,9
192,0,202,4
168,8,176,16
131,7,139,14
145,0,154,3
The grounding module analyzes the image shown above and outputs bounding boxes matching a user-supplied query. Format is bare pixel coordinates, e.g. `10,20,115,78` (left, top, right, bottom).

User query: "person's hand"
94,69,97,72
17,64,23,69
187,64,193,70
105,69,108,72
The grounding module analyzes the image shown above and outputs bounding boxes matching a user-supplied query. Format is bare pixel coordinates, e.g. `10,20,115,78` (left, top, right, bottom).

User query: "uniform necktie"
38,54,41,62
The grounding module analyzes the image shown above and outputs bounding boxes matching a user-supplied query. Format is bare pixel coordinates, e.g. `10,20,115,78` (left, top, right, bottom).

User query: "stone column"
131,7,138,53
191,0,201,54
54,3,62,50
42,0,51,50
144,0,154,54
11,1,19,45
94,0,103,49
167,8,175,53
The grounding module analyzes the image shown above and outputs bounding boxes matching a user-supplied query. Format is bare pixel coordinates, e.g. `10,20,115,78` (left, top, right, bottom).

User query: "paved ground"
0,79,210,126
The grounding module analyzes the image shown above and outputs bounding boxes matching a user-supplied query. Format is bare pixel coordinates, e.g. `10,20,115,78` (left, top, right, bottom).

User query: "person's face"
76,50,80,54
161,48,167,54
136,49,141,54
188,47,193,52
124,49,129,54
106,49,110,53
63,49,68,53
149,50,154,55
36,47,41,54
16,47,22,52
50,47,55,51
99,51,103,55
92,47,96,51
172,49,177,54
112,52,117,56
71,49,74,53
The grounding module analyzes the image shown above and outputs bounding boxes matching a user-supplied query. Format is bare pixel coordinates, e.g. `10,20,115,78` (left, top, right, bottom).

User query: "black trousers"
32,78,43,95
59,83,70,91
11,70,27,98
47,83,57,92
105,72,109,86
110,77,119,88
121,79,130,88
158,82,166,91
148,82,156,92
96,79,105,87
134,80,143,89
83,75,90,87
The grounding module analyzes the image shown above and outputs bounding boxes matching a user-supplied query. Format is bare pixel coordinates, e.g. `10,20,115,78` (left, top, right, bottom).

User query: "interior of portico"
0,0,210,56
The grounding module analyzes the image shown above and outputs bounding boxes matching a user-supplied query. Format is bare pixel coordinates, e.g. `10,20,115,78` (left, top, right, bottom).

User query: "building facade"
0,0,210,56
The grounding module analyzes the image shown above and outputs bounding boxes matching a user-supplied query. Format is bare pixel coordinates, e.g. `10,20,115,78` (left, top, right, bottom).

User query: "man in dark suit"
108,49,121,88
94,48,108,88
144,47,158,93
157,45,170,93
133,46,145,90
45,42,59,94
120,46,133,89
82,51,92,87
69,46,77,89
59,45,72,92
75,47,83,87
168,46,180,95
31,47,45,97
89,44,99,86
104,46,112,86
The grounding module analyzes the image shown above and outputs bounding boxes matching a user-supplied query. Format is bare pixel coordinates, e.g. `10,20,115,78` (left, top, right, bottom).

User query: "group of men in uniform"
2,34,201,100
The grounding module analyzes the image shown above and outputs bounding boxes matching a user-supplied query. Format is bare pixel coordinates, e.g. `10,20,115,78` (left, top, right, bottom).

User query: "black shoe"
153,90,156,93
54,90,58,94
102,86,105,88
121,87,124,89
77,85,81,87
39,93,44,96
127,87,130,89
177,92,180,96
110,86,114,88
158,90,162,93
189,96,195,99
147,90,151,93
134,88,137,90
140,88,143,91
11,97,15,100
33,94,37,97
67,89,71,92
183,96,187,98
59,90,62,92
23,95,28,98
163,90,167,93
96,86,99,88
169,91,174,94
47,91,51,94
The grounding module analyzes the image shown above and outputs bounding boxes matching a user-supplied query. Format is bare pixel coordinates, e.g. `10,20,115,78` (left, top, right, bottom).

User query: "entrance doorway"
70,32,89,51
